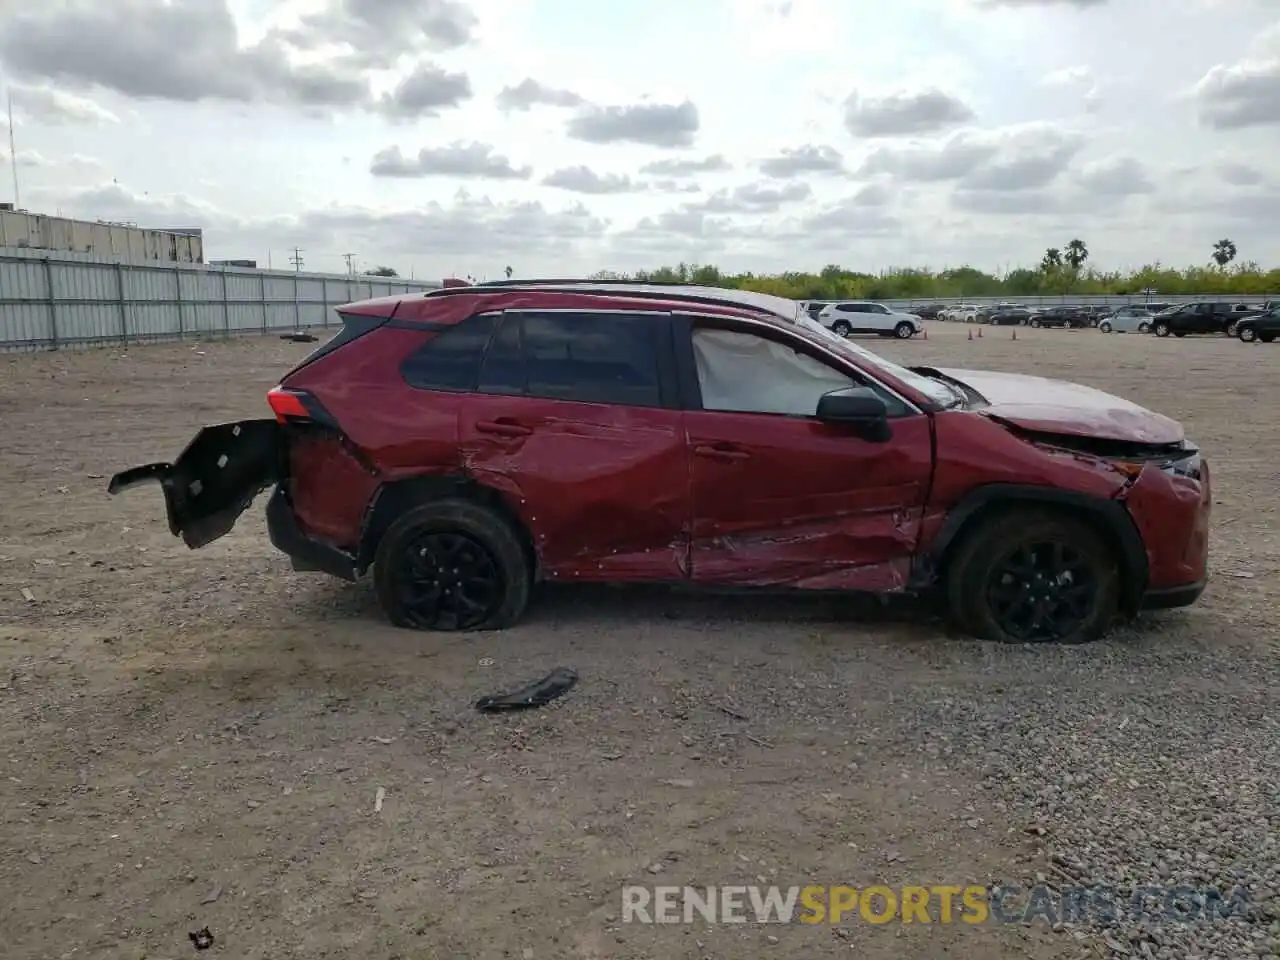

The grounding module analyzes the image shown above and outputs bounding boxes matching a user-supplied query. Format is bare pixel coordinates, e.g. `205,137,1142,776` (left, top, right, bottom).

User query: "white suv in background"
817,301,924,339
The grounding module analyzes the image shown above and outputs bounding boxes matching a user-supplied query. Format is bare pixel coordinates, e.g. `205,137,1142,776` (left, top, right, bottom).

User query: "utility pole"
7,90,19,209
289,247,305,271
342,252,356,275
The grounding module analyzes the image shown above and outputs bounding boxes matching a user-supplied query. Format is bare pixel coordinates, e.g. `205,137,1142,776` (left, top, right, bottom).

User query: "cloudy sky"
0,0,1276,278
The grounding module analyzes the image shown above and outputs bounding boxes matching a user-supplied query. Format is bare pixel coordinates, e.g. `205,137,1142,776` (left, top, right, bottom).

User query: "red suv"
110,280,1210,644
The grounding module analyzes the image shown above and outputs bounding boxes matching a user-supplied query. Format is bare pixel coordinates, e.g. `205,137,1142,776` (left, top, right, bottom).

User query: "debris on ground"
279,331,319,342
201,885,222,904
20,588,35,602
475,667,579,712
374,787,386,813
189,927,214,950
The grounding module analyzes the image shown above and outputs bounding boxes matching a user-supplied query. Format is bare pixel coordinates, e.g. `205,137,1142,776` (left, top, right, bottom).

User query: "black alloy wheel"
394,531,502,630
984,541,1099,643
374,498,531,632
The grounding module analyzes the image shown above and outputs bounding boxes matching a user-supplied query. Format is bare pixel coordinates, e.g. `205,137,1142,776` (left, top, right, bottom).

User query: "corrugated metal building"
0,208,203,263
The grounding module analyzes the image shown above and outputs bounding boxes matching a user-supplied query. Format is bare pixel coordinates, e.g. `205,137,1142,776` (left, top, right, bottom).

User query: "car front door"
457,309,691,582
674,317,933,591
866,304,893,332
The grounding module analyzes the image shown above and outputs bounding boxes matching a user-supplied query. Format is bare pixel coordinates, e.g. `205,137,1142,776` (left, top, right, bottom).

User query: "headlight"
1160,451,1202,480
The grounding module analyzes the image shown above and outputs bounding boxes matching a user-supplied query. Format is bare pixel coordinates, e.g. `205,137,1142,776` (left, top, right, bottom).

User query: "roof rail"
421,278,801,322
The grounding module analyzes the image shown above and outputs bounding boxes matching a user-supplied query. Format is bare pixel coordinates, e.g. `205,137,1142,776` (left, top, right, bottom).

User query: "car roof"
418,279,803,324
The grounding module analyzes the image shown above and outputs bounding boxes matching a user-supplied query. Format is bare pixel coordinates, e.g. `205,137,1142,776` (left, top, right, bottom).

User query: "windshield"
794,314,958,407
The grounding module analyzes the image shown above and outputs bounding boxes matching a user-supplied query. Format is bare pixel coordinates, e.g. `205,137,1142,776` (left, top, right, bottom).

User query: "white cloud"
0,0,1277,276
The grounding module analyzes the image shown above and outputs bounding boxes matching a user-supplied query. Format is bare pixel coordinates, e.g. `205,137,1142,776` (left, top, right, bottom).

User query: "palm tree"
1064,239,1089,270
1211,239,1237,268
1040,248,1063,271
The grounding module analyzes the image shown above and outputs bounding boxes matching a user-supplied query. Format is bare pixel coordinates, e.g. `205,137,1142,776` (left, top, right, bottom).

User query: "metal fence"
0,248,441,352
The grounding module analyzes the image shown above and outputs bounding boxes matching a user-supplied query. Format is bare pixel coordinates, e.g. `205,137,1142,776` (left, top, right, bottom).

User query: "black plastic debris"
475,667,579,712
189,927,214,950
279,332,318,342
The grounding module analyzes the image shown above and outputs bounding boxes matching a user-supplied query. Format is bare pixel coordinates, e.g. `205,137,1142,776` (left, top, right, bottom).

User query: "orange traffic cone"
967,329,973,341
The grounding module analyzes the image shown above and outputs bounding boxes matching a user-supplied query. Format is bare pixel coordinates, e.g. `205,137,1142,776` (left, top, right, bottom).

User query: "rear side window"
518,311,663,407
477,314,525,396
402,313,497,391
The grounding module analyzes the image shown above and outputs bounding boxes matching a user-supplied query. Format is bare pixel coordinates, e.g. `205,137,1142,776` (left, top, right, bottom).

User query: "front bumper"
266,485,358,581
1139,579,1206,610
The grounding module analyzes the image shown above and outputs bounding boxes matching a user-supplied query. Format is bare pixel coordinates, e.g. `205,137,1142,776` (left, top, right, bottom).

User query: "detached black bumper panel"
1140,579,1206,611
107,419,282,549
265,486,358,582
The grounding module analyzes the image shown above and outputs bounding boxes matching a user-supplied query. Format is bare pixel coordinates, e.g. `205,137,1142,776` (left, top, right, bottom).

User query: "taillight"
266,387,338,428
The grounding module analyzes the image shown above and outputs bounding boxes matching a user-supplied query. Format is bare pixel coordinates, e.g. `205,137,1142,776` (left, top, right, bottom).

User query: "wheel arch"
922,484,1149,615
356,473,538,578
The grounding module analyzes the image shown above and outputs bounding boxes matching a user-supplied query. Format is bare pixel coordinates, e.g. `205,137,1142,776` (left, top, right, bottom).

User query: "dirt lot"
2,322,1277,960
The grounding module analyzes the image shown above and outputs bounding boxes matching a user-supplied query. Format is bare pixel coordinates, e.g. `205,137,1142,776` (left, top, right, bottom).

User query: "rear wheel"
945,509,1120,644
832,320,852,336
1030,319,1041,328
1098,321,1112,333
374,499,531,631
894,321,914,339
1154,322,1170,337
1138,322,1150,333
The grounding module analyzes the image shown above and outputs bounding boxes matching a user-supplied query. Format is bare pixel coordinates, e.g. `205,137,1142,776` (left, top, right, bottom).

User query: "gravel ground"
0,322,1276,960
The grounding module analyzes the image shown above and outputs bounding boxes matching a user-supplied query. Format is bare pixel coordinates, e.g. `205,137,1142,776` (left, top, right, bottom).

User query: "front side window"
518,311,663,407
692,327,863,417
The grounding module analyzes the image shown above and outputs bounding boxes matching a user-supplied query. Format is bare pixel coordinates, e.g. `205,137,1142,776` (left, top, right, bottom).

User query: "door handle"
694,444,749,461
475,419,532,438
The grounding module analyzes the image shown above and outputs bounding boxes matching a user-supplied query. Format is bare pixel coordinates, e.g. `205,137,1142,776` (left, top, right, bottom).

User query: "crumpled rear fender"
108,419,282,548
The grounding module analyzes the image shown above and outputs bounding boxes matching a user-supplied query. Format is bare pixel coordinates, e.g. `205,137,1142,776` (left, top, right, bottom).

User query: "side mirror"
815,387,892,442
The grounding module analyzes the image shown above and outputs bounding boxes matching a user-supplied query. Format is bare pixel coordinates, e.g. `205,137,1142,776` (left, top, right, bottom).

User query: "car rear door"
458,308,691,581
673,315,933,591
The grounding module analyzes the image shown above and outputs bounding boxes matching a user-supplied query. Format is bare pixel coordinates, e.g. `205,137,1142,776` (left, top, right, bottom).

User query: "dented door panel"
460,395,691,580
686,412,934,589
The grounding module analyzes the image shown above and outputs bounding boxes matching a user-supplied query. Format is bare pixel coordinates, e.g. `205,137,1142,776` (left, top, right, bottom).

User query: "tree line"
578,237,1278,301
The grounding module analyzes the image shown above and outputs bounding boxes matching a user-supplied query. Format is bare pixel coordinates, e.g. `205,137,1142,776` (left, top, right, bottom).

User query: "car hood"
934,367,1184,444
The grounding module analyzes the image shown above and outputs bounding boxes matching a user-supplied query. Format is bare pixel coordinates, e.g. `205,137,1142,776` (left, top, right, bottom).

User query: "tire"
832,320,852,336
944,508,1120,645
1154,322,1170,337
373,498,531,632
1099,322,1112,333
1138,322,1150,334
1239,325,1256,342
1030,319,1041,328
894,321,914,339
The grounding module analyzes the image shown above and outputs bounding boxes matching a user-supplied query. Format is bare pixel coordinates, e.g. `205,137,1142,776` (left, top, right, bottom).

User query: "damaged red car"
109,280,1209,643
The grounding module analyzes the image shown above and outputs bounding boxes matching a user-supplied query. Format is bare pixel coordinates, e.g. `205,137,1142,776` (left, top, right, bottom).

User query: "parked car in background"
1150,302,1236,337
940,303,980,322
108,279,1210,644
987,306,1033,326
1076,306,1113,327
1225,303,1264,336
1235,303,1280,342
818,301,923,338
1029,306,1084,328
801,301,828,320
912,304,946,321
1098,306,1155,334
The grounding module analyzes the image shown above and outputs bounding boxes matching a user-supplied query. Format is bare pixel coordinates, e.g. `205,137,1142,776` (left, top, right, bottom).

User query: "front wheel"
944,509,1120,644
1239,325,1257,342
1098,322,1112,333
894,321,915,339
374,498,531,631
1154,322,1170,337
832,320,852,336
1030,319,1041,328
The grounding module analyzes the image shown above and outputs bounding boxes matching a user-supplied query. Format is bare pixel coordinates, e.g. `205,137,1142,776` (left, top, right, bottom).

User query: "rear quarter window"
401,313,498,391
